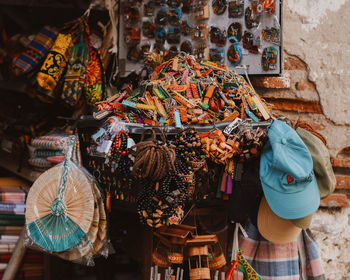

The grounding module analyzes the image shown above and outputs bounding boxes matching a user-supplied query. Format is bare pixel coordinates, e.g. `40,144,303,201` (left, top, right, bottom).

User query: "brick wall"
251,51,350,211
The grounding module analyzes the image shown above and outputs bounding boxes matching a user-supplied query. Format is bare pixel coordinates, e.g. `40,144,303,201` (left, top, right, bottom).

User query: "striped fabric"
13,26,57,75
238,222,326,280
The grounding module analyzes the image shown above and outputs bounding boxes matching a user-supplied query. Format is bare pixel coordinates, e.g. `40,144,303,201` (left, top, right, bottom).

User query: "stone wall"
250,1,350,278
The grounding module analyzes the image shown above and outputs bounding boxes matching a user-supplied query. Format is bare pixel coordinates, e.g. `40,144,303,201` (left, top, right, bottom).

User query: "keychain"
245,7,260,29
180,40,193,54
262,46,278,71
155,27,167,45
123,6,141,25
228,0,244,18
156,8,168,25
210,48,225,64
142,21,156,38
242,31,260,53
124,27,141,45
180,20,191,36
168,0,182,7
167,27,181,44
227,22,242,43
127,45,142,62
261,27,280,44
210,27,227,47
212,0,227,15
192,24,209,41
168,8,182,26
144,1,155,16
227,44,242,66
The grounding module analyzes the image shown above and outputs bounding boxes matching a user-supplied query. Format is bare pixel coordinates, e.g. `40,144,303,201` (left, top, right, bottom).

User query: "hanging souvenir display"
119,0,282,75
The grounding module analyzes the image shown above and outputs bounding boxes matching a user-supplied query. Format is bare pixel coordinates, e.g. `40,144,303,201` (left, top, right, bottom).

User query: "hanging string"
104,0,119,87
231,222,247,262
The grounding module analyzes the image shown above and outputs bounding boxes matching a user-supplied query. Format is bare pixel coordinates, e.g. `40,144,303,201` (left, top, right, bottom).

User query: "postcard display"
118,0,281,75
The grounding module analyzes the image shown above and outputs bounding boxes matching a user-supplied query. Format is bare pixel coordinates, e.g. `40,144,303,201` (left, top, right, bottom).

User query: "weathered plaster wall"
284,0,350,154
251,1,350,279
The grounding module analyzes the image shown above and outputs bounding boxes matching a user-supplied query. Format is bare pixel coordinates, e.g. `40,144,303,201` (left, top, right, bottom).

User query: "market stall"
0,1,332,279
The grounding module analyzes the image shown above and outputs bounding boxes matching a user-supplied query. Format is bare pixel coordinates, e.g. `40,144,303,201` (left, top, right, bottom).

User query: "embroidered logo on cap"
287,175,294,184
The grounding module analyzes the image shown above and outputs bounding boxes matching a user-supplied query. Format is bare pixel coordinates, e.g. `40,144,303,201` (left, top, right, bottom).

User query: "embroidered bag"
36,33,72,91
83,47,106,106
60,36,89,106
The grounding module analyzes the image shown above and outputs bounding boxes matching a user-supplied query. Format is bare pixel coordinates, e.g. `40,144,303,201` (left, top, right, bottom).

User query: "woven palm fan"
26,136,95,252
56,181,101,261
90,183,108,256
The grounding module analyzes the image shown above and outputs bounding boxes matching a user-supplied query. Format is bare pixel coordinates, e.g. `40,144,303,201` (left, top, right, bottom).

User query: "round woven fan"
90,183,107,256
56,181,100,261
26,161,95,252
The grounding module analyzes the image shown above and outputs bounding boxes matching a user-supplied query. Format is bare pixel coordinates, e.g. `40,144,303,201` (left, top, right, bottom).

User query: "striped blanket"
238,222,326,280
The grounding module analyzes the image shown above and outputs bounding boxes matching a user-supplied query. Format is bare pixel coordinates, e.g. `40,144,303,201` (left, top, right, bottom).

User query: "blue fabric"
260,120,320,219
29,41,48,56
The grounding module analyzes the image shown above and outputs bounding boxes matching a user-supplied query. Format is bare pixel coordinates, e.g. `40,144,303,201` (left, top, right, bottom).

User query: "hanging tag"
92,128,106,143
223,118,242,135
97,139,113,154
93,109,112,120
174,110,182,128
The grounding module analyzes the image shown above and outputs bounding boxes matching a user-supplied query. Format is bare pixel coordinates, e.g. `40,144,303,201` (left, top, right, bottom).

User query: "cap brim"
290,214,313,229
262,173,320,219
258,197,301,244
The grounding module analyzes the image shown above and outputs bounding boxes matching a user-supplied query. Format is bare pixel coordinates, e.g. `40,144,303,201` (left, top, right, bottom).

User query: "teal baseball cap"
259,120,320,219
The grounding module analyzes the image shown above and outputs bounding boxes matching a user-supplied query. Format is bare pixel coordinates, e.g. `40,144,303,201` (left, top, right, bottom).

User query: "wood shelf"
0,151,40,183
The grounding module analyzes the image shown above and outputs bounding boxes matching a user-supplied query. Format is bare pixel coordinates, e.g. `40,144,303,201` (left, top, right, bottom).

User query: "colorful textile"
34,150,64,158
13,26,57,75
36,33,72,91
61,38,89,106
83,47,106,106
299,230,326,280
31,135,67,150
239,222,326,280
28,158,53,168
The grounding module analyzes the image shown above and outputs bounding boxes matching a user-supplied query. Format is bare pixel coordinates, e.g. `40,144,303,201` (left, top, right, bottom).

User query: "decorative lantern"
152,243,169,268
209,236,226,271
188,245,211,280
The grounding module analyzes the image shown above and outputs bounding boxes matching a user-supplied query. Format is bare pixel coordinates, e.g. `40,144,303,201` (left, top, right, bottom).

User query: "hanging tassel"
226,175,233,195
220,172,228,192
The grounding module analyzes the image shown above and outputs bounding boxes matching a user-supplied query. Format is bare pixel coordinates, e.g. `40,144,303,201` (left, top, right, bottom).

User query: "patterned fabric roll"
36,33,72,91
12,26,57,75
34,150,64,158
28,158,53,169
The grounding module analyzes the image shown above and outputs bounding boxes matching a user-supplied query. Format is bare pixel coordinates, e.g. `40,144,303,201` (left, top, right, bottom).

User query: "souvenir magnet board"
118,0,282,76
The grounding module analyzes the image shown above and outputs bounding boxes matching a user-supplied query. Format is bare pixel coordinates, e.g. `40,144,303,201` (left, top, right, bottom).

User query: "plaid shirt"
237,222,326,280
